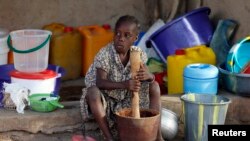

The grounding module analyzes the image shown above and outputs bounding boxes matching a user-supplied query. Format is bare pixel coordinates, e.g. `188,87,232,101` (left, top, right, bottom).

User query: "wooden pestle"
130,48,141,118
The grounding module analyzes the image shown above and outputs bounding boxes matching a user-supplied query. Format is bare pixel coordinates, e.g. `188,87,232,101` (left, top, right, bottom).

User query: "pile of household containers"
2,29,64,97
167,45,216,94
219,36,250,96
146,7,219,95
0,28,9,107
43,23,113,80
145,7,232,141
43,23,82,80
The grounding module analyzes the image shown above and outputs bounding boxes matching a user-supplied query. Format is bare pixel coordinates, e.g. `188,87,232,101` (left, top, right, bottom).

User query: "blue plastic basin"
147,7,214,63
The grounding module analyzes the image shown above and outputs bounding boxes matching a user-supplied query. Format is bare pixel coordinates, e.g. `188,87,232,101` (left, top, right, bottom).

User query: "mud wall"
0,0,249,42
0,0,146,31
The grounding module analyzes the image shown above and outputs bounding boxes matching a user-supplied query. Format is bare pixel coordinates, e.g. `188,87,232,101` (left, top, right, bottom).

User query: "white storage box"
10,70,57,95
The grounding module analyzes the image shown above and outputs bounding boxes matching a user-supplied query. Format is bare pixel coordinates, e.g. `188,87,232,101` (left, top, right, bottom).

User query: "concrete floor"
59,78,85,102
56,78,184,141
1,77,249,141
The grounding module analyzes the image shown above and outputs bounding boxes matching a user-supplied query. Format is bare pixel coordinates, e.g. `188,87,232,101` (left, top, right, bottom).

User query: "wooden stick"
131,91,140,118
130,48,141,118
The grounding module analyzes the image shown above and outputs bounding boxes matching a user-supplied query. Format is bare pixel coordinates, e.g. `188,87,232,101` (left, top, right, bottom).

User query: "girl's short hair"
115,15,140,34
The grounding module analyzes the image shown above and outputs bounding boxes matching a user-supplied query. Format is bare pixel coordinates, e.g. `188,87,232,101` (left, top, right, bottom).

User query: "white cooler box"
10,70,57,95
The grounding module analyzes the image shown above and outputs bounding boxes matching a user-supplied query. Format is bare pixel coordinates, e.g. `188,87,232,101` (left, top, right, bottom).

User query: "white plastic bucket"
0,28,9,65
0,48,9,65
10,70,57,95
8,29,52,73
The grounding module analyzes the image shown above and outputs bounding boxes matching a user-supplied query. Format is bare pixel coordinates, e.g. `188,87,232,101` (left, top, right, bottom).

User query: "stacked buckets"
182,64,230,141
0,28,9,65
2,29,64,97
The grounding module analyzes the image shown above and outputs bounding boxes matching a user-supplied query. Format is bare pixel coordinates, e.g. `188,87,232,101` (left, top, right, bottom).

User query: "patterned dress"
80,43,150,137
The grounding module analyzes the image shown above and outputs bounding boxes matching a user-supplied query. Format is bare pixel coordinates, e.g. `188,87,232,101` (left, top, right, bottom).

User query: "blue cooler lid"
184,63,218,79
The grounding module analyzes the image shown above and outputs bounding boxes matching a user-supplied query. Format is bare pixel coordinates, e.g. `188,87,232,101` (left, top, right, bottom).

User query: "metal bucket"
161,108,178,140
180,94,231,141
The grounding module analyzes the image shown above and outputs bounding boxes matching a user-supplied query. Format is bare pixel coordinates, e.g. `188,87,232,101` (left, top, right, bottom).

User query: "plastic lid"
64,27,74,32
102,24,111,30
175,49,185,55
10,70,56,80
183,63,218,79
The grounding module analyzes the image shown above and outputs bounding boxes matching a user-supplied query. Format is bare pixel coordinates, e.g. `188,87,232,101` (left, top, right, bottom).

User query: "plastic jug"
167,45,216,94
43,23,65,36
43,23,82,80
78,25,114,76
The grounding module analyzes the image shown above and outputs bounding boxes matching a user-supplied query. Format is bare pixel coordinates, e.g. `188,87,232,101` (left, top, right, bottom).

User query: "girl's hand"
136,63,154,82
125,79,141,92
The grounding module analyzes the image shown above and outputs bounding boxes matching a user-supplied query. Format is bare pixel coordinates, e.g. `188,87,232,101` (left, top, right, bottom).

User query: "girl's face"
113,22,138,54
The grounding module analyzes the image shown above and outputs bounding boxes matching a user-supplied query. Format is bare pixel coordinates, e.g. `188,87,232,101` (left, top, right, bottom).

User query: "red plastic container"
241,62,250,74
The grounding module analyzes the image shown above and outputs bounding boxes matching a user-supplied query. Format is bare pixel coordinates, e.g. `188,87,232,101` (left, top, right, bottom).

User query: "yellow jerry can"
167,45,216,94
